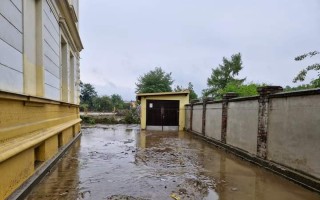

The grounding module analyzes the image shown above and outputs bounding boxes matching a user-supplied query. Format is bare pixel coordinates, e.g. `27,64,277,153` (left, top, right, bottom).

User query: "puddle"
26,125,320,200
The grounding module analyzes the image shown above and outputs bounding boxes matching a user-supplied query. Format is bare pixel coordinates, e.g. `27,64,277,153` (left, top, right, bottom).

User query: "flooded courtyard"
26,125,320,200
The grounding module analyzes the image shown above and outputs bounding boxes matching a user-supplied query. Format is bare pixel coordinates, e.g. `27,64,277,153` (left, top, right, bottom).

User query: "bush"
80,115,95,124
95,117,118,124
124,109,140,124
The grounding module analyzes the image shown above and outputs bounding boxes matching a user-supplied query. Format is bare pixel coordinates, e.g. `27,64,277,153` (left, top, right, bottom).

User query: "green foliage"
217,82,263,98
111,94,124,110
80,82,98,110
293,51,320,87
94,117,118,124
123,108,140,124
80,82,129,112
79,104,88,112
284,84,315,92
92,96,113,112
80,116,96,124
204,53,246,97
136,67,174,93
174,82,198,101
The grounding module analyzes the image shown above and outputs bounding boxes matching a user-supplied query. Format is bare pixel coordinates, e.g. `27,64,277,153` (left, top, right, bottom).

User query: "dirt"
26,124,320,200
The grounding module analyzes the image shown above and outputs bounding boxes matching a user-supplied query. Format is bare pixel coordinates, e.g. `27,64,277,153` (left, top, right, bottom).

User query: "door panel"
146,100,179,126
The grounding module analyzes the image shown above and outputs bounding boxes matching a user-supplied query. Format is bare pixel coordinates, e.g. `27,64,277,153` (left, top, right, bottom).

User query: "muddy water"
26,125,320,200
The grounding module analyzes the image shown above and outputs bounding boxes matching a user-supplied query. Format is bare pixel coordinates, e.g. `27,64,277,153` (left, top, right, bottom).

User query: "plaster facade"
0,0,83,199
268,95,320,178
191,105,203,134
226,100,259,155
205,103,222,141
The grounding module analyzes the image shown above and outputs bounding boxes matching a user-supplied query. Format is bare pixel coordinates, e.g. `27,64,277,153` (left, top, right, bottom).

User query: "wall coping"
185,96,259,106
185,88,320,107
227,95,259,102
270,88,320,98
0,90,79,107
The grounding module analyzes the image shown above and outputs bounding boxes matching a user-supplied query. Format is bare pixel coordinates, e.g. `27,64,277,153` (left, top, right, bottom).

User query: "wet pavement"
26,125,320,200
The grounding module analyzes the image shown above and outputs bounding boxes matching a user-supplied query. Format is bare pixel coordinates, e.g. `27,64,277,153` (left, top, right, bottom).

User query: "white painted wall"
268,95,320,179
43,0,60,100
0,0,23,93
205,103,222,141
226,100,259,155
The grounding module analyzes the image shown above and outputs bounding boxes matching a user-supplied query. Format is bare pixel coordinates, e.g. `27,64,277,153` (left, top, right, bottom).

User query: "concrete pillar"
202,99,207,135
190,104,193,131
201,97,213,135
221,93,238,143
256,86,283,159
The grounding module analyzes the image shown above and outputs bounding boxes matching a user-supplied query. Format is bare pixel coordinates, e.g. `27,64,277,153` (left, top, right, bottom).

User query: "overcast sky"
79,0,320,101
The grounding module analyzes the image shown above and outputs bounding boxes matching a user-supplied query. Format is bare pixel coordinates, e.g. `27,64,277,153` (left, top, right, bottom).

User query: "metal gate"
146,100,179,131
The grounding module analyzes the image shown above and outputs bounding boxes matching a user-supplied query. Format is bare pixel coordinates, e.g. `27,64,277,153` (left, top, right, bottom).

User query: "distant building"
0,0,83,199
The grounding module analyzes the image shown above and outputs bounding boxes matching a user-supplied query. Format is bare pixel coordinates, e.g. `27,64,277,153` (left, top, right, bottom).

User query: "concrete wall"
205,103,222,140
268,95,320,178
192,104,203,134
227,100,259,155
185,88,320,186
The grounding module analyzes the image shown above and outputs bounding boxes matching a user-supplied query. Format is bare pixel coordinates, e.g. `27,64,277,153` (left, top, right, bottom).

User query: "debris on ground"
105,195,147,200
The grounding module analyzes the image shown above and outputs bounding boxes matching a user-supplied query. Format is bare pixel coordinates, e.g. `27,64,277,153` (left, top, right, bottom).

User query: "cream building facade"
0,0,83,199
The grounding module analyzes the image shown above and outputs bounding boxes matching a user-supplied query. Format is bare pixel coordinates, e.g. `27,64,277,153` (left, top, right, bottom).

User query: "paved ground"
26,125,320,200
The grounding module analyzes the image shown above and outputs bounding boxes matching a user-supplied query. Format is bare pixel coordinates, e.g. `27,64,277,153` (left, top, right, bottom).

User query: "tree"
111,94,124,110
204,53,246,98
174,82,198,101
135,67,174,93
293,51,320,87
92,96,113,112
80,83,97,110
284,84,315,92
217,82,263,98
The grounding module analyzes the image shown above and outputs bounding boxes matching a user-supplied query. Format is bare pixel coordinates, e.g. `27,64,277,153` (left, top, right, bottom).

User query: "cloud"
80,0,320,100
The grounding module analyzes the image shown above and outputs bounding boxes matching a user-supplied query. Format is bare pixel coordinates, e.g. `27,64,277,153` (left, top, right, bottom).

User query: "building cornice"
56,0,83,52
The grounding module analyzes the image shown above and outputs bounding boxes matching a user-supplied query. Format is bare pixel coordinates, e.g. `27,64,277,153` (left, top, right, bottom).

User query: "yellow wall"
62,127,74,146
0,93,81,200
0,148,34,199
44,135,59,160
0,97,79,142
140,94,189,131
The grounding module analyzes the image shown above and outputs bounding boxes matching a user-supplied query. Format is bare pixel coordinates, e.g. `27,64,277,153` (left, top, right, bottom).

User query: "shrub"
124,109,140,124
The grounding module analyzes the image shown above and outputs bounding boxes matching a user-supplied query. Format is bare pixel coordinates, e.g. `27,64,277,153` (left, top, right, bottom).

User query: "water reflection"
26,125,320,200
26,140,81,199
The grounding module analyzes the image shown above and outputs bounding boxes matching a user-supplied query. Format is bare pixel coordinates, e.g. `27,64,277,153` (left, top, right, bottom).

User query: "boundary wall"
185,86,320,192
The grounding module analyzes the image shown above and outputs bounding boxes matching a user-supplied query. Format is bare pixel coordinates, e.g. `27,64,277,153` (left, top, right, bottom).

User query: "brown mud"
26,124,320,200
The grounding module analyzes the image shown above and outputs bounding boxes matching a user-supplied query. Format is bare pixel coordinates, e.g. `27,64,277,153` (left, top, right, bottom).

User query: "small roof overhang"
136,91,189,101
